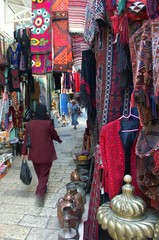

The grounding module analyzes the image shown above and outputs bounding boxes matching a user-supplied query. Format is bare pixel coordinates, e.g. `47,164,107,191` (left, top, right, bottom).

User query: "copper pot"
57,189,83,228
71,169,80,181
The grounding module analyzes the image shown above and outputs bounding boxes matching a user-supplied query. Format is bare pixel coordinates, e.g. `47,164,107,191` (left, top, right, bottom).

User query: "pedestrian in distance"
70,99,80,129
21,103,62,207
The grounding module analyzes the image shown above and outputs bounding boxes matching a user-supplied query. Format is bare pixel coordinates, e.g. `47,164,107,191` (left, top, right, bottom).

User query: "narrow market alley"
0,113,88,240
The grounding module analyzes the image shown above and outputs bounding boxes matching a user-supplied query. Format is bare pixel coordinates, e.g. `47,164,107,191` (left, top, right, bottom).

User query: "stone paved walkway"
0,113,88,240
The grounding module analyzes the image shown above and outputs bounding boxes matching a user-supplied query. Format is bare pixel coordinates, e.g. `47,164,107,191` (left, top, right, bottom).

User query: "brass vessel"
97,175,159,240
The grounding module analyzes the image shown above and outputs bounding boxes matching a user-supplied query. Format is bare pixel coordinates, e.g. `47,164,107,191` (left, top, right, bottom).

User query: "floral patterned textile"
31,0,52,54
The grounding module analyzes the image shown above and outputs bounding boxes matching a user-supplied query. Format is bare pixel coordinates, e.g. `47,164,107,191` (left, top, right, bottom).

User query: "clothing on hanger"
99,118,143,200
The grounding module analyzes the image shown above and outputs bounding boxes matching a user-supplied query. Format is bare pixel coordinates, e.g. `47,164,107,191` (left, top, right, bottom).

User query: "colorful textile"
52,0,72,73
95,26,107,133
71,35,89,71
68,0,87,34
52,20,72,72
31,0,52,54
8,105,23,128
32,52,52,74
100,119,142,200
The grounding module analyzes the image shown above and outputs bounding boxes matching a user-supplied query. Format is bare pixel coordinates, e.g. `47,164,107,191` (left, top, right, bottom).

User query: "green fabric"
118,0,127,15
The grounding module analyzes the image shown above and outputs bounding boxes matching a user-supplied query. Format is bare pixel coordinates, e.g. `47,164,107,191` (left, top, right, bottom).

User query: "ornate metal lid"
97,175,159,240
111,175,147,221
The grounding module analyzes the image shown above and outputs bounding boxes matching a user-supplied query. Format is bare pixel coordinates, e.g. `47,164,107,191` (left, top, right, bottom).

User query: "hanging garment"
7,42,21,69
100,118,142,200
73,72,80,92
8,69,20,92
17,27,31,72
8,105,23,128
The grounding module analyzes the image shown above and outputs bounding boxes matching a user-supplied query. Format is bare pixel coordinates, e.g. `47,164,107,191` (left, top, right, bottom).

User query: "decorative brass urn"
97,175,159,240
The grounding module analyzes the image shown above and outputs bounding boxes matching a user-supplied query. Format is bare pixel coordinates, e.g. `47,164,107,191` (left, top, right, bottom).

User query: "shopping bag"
20,160,32,185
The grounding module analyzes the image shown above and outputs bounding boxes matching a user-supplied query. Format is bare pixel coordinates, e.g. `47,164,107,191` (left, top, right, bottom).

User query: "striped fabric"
71,35,90,71
68,0,87,34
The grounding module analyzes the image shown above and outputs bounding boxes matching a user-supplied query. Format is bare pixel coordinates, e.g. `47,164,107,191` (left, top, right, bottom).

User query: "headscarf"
34,104,50,120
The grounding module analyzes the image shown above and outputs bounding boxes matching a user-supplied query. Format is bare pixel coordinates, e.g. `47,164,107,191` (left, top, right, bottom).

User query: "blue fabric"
70,104,79,126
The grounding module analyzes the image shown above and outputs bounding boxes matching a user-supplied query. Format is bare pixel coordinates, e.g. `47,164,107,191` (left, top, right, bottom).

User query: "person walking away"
70,100,79,129
21,104,62,207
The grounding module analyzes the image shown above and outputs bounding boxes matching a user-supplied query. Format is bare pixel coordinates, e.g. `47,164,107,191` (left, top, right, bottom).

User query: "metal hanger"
119,106,140,133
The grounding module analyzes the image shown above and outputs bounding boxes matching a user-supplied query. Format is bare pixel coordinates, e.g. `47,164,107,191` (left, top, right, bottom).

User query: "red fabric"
73,72,80,92
9,105,23,128
22,120,61,163
100,119,141,199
